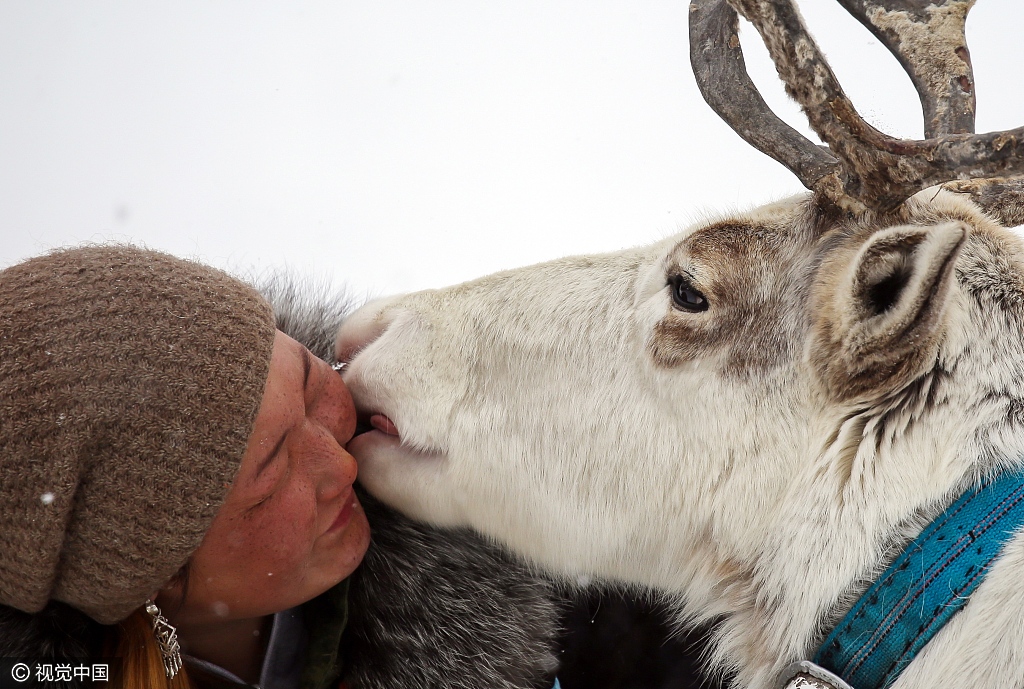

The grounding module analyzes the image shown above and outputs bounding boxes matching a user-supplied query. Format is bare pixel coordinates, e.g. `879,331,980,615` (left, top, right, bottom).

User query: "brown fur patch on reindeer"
651,217,807,376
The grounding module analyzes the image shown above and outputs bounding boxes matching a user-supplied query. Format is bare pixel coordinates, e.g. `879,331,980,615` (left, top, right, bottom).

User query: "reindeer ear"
813,221,967,401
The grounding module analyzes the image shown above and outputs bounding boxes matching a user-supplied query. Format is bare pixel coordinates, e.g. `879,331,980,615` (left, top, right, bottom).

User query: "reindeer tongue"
370,413,400,437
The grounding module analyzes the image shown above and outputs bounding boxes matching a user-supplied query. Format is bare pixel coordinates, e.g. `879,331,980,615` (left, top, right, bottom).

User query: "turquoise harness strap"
813,468,1024,689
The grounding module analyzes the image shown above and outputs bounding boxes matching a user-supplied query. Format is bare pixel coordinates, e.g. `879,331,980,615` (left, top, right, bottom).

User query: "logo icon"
10,663,30,682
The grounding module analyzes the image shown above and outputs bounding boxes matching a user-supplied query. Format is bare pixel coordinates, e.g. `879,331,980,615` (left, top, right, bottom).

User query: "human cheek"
237,497,319,592
271,482,321,548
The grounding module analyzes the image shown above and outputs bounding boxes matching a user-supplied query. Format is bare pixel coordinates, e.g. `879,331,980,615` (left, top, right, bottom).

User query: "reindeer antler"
689,0,845,200
835,0,975,139
689,0,1024,218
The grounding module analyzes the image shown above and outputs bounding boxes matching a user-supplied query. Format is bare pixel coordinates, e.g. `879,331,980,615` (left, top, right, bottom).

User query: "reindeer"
336,2,1024,687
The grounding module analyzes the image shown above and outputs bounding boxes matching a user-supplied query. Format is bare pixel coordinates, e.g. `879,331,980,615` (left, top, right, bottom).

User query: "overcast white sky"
1,2,1020,297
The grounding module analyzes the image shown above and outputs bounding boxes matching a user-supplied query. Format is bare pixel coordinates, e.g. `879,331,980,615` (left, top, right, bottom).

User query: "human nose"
302,422,358,504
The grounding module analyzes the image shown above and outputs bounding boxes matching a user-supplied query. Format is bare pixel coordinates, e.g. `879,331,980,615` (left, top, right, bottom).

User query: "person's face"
159,330,371,624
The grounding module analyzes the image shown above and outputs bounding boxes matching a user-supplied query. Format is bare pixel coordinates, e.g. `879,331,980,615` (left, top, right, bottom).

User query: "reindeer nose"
335,295,402,365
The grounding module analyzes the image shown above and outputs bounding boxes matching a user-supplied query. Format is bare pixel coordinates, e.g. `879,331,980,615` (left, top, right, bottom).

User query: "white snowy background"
1,1,1020,298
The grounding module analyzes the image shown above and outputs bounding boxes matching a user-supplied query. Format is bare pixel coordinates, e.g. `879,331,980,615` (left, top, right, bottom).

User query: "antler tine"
835,0,976,138
688,0,841,196
728,0,1024,213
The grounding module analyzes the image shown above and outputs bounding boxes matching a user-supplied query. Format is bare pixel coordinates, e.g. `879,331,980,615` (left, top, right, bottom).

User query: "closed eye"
668,274,709,312
256,433,286,478
249,458,287,511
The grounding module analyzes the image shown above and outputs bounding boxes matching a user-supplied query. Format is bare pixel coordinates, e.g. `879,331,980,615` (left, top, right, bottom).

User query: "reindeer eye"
669,275,708,313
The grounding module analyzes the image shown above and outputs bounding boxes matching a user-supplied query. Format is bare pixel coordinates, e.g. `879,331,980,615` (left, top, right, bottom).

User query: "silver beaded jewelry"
144,600,183,679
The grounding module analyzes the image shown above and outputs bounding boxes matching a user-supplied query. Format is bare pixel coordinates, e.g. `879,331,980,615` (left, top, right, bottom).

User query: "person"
0,245,560,689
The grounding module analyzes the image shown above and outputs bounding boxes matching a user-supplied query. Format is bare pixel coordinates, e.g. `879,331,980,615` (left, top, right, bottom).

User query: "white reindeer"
337,1,1024,687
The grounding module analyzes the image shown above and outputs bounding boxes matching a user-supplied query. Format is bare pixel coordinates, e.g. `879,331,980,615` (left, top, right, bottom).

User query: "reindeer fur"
338,189,1024,689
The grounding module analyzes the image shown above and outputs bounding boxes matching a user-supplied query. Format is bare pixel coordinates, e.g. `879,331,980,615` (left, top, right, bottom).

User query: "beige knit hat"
0,245,276,624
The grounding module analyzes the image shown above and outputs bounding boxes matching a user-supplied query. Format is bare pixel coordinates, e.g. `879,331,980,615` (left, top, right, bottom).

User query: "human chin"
315,495,371,585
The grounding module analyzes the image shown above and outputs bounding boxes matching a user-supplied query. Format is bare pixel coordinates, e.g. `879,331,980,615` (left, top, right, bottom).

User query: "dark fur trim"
0,601,101,659
347,492,559,689
0,601,104,688
257,273,358,363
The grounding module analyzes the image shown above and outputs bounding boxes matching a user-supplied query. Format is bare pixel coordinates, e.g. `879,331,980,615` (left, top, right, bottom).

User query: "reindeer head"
337,0,1024,632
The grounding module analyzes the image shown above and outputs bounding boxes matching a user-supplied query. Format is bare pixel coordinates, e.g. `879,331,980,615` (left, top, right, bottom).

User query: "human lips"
326,487,359,535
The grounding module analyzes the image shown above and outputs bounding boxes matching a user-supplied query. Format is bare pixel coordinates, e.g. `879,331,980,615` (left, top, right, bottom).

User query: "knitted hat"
0,245,276,624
